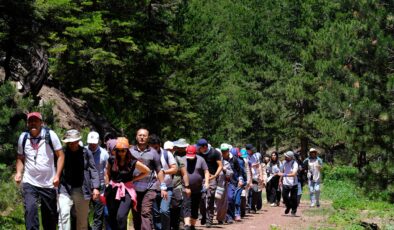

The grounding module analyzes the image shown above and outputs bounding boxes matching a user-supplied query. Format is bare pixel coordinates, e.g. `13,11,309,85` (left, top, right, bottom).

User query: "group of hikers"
15,112,323,230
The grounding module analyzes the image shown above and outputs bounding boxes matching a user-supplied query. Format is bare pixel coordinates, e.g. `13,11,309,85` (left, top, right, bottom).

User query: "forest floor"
194,199,335,230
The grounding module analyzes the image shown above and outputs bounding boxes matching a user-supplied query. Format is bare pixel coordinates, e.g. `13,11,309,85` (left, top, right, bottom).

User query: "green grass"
321,166,394,229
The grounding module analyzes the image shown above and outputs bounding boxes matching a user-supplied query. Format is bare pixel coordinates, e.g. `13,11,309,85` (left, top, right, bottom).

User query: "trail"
196,200,331,230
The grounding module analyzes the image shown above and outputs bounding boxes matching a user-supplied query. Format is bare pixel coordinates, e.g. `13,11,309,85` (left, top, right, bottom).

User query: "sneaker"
218,221,224,225
206,222,212,228
270,203,276,207
276,202,280,207
291,212,296,216
184,225,191,230
285,208,290,214
235,216,241,222
310,203,315,207
190,226,196,230
316,202,320,207
226,219,234,224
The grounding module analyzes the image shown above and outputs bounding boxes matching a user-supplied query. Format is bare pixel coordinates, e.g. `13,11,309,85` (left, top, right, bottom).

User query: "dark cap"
196,138,208,146
245,144,254,150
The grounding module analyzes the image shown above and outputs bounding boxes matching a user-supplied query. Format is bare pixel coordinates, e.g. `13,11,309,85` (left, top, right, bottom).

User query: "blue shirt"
85,146,109,187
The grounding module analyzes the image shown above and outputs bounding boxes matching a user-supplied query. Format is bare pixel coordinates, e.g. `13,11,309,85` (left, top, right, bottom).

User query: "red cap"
186,145,197,159
27,112,42,120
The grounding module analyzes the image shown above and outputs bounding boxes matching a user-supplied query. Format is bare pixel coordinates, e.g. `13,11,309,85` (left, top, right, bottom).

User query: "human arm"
53,149,64,187
86,150,100,200
209,159,223,181
132,161,151,182
15,155,24,184
204,169,210,189
180,165,191,197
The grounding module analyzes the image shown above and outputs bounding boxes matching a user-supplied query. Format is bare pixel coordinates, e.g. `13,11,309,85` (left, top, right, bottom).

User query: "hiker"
215,144,234,224
266,151,282,207
294,151,306,206
58,129,100,230
246,144,265,213
239,148,251,218
85,131,109,230
304,148,323,207
130,129,166,230
15,112,65,230
163,141,174,153
170,138,191,230
183,145,209,230
223,145,244,223
278,151,299,216
148,134,178,230
105,137,150,230
196,139,223,227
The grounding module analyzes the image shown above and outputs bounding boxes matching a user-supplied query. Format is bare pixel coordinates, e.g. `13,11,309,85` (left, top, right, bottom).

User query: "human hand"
161,190,168,200
185,188,191,197
53,175,60,187
14,173,22,184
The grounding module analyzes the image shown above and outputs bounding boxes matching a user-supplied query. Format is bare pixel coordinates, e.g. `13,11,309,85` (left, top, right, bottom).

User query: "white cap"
87,131,100,144
163,141,174,150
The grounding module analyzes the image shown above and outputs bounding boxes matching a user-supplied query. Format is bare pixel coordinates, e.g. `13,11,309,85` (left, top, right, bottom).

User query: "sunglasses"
116,149,127,153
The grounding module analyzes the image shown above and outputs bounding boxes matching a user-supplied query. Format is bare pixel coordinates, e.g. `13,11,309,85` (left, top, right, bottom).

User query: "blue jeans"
308,180,320,205
153,189,173,230
22,183,58,230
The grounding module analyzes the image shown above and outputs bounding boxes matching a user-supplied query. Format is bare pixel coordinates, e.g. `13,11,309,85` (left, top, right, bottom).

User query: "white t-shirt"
155,148,176,189
282,160,298,186
17,129,62,188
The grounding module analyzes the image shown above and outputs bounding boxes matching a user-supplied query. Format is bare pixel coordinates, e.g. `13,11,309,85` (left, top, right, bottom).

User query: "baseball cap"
220,143,230,151
87,131,100,144
186,145,197,159
164,141,174,150
115,137,130,149
245,144,254,150
27,112,42,120
196,138,208,147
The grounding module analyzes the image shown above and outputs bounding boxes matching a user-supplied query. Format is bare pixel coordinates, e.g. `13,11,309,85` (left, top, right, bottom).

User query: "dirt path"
195,200,331,230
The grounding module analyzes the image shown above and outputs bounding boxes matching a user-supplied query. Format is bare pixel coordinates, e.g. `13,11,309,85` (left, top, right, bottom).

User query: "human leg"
22,183,40,230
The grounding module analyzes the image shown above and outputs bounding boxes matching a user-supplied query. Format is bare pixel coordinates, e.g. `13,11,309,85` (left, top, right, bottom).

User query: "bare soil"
195,200,333,230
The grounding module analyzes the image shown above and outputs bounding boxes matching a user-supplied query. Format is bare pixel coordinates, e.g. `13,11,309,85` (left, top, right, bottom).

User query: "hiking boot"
285,208,290,214
201,218,206,225
190,226,196,230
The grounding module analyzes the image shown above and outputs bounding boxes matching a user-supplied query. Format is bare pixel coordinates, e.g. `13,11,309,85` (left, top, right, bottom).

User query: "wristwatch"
184,185,190,189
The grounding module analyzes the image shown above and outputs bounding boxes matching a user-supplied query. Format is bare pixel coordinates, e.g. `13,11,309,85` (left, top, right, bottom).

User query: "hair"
270,151,279,164
112,149,135,172
148,134,161,145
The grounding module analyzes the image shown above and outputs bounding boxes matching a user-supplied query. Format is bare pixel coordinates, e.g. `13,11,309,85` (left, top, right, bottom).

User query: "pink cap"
27,112,42,120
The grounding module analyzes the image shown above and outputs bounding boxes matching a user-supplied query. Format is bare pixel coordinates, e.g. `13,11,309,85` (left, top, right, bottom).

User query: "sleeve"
87,150,100,189
168,152,176,165
49,130,63,151
17,133,25,155
292,161,298,175
201,157,208,171
318,157,323,166
152,149,162,173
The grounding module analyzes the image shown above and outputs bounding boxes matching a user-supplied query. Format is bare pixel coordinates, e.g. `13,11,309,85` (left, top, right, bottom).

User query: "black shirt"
198,147,221,175
64,147,84,188
108,156,137,183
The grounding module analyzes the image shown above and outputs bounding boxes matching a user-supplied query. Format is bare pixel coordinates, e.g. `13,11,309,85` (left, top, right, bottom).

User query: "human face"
27,117,42,137
222,150,229,159
310,151,317,158
198,145,208,154
136,129,149,146
150,143,161,153
271,153,277,161
247,149,253,155
116,148,127,159
175,147,186,157
88,143,99,152
67,141,80,152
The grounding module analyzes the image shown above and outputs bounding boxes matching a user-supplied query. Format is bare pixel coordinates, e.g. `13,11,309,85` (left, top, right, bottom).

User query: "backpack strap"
163,150,169,166
44,127,55,153
22,131,29,156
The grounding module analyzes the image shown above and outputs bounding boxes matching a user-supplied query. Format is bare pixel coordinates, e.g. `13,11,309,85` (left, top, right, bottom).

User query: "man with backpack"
303,148,323,207
85,131,109,230
15,112,65,230
149,134,178,230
